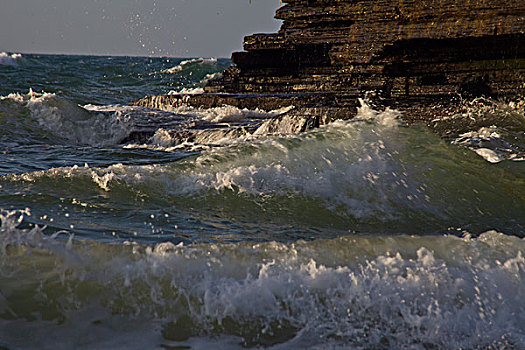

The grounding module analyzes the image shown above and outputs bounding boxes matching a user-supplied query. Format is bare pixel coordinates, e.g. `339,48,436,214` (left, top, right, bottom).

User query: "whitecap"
452,125,524,163
168,87,205,95
1,90,132,146
475,148,505,163
2,212,525,349
0,52,22,66
161,57,218,74
168,104,293,123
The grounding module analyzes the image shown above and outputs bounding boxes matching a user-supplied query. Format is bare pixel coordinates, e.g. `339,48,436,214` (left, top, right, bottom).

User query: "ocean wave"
1,209,525,349
169,87,205,95
203,71,222,81
165,72,223,95
167,104,293,124
452,125,525,163
84,103,293,149
0,90,133,146
161,58,218,74
5,104,524,235
0,52,22,66
433,97,525,162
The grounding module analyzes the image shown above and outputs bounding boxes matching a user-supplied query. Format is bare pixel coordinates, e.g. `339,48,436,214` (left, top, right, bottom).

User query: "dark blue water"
0,54,230,105
1,52,525,349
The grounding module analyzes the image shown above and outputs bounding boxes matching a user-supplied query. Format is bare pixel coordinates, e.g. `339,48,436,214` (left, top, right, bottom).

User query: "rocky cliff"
133,0,525,134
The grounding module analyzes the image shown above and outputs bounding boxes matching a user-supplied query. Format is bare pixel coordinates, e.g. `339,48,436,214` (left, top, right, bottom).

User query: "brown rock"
132,0,525,134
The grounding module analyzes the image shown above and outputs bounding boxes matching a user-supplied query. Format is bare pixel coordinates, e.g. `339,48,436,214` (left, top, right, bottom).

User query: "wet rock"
132,0,525,134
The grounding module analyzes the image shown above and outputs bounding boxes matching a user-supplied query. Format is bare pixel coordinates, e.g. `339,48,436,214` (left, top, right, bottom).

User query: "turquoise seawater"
1,53,525,349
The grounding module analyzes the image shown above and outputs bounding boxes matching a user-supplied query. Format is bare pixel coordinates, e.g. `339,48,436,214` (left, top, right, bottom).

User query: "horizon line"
1,50,232,60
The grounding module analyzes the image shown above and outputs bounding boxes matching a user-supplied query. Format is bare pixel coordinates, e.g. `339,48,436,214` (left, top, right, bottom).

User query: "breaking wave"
0,90,132,146
1,53,525,349
433,97,525,162
0,52,22,66
161,58,218,74
1,209,525,349
4,105,524,236
452,126,525,163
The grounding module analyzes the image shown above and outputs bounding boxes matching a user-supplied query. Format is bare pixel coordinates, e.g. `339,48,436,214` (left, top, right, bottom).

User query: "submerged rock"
132,0,525,136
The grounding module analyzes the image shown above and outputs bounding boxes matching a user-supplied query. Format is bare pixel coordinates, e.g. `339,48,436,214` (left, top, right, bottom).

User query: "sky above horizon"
0,0,282,58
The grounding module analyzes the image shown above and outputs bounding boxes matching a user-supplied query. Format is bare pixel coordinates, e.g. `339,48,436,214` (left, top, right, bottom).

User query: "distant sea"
1,52,524,349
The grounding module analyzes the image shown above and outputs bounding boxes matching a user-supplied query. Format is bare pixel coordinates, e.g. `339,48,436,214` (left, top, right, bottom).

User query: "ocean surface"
1,52,525,349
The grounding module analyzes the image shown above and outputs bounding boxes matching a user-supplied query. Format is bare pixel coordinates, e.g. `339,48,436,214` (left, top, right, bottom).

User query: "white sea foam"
165,72,223,95
356,97,402,127
166,72,222,95
203,72,222,81
84,100,293,151
6,100,523,232
0,52,22,66
168,87,205,95
161,57,218,74
432,97,525,163
84,103,293,150
1,209,525,349
0,102,468,221
452,126,524,163
123,140,212,153
121,104,293,149
9,104,436,223
1,90,132,146
169,104,293,123
475,148,505,163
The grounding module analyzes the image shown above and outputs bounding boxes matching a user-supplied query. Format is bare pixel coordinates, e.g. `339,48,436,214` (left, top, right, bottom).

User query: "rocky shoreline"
132,0,524,136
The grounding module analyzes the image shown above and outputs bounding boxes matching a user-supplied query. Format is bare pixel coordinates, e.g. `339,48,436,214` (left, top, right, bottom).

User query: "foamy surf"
432,97,525,162
169,87,205,95
452,126,525,163
1,53,524,350
1,209,525,349
84,102,294,150
4,108,524,237
0,52,22,66
161,58,218,74
0,90,132,146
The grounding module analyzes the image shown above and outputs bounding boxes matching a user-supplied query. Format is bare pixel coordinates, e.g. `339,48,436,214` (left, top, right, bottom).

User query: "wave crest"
0,90,132,146
0,52,22,66
161,58,218,74
1,210,525,349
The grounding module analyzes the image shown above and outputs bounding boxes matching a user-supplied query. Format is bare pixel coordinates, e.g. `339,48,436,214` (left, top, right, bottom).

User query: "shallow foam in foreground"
0,210,524,349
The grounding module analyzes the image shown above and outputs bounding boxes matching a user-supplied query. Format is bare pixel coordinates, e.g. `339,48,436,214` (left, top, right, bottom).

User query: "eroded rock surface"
133,0,525,136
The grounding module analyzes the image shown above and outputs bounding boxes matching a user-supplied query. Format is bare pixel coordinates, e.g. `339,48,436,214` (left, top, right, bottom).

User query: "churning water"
0,53,524,349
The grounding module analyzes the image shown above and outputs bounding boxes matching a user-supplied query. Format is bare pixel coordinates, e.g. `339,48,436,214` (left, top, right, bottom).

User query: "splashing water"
0,52,22,66
0,54,524,349
1,210,525,349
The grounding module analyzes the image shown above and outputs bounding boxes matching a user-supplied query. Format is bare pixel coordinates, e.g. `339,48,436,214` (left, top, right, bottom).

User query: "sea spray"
434,97,525,162
3,107,524,238
1,53,524,349
1,210,525,349
0,91,132,146
161,58,219,74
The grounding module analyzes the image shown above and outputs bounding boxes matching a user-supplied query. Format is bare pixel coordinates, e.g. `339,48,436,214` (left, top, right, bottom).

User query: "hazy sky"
0,0,282,57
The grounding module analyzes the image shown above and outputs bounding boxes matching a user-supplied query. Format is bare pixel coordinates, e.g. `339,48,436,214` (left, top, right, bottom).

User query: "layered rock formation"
134,0,525,134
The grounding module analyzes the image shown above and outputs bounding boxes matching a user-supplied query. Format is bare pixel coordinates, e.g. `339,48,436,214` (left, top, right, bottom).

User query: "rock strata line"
132,0,525,135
